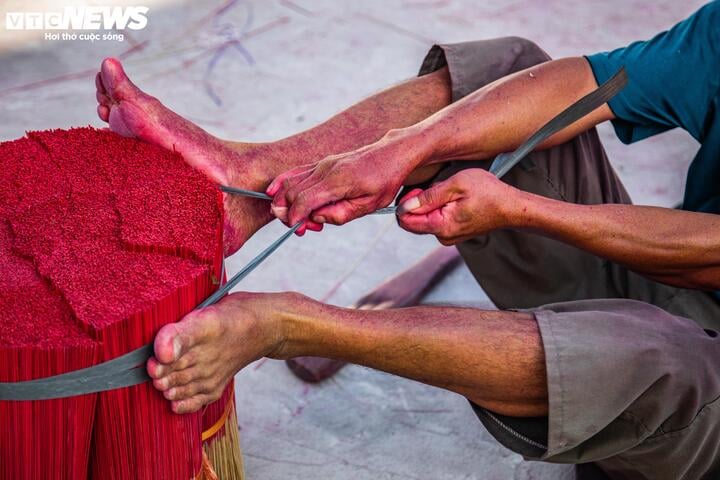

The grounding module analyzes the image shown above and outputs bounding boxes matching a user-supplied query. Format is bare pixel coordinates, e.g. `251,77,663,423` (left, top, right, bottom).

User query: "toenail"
173,337,181,360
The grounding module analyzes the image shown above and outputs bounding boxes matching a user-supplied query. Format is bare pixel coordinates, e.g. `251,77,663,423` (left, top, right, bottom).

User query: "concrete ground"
0,0,705,478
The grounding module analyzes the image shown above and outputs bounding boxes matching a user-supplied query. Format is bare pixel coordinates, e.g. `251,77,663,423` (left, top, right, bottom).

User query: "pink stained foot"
96,57,272,255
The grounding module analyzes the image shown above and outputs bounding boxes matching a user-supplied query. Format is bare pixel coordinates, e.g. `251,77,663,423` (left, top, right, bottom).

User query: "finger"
305,221,324,232
267,164,313,197
282,172,322,225
396,188,423,206
311,198,372,225
283,168,324,205
397,181,456,215
287,184,341,226
271,196,289,223
397,208,445,235
271,169,313,222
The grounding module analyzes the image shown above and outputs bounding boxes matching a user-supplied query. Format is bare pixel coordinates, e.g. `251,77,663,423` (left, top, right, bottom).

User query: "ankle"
222,142,284,193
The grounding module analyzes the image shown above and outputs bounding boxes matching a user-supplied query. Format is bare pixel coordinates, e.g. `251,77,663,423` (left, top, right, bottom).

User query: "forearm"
511,192,720,289
277,297,547,416
401,57,611,172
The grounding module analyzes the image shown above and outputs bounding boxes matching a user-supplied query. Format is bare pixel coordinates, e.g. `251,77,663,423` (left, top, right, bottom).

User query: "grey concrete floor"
0,1,705,478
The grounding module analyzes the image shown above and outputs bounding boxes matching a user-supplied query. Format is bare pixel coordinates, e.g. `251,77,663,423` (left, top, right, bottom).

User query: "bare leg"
150,291,547,417
96,58,451,253
287,246,462,382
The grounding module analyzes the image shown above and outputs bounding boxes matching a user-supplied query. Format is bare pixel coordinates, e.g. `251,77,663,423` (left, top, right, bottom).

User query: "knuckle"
438,224,454,239
294,191,310,209
333,210,350,225
423,190,438,206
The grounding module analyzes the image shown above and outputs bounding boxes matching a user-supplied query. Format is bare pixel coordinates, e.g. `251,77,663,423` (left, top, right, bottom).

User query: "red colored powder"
0,127,225,480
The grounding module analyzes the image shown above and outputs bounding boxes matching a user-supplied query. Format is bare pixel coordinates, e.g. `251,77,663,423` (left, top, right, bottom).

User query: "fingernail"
172,338,181,360
155,377,168,390
271,206,287,218
314,216,325,223
397,197,420,214
165,388,176,400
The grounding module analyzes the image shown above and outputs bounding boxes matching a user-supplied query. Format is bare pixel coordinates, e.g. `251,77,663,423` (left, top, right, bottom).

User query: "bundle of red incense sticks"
0,127,243,479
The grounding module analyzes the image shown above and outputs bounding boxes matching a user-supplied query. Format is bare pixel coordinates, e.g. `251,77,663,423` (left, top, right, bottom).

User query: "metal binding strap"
0,68,626,401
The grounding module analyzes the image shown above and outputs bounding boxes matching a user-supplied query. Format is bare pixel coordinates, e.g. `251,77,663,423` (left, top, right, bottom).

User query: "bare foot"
147,292,290,414
96,57,273,255
148,292,326,414
286,246,461,383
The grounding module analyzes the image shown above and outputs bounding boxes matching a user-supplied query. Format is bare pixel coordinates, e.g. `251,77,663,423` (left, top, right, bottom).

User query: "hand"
147,291,297,414
266,129,427,229
397,168,518,245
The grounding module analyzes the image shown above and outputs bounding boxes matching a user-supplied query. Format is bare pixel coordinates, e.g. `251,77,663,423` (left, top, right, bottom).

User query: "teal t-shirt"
586,1,720,299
